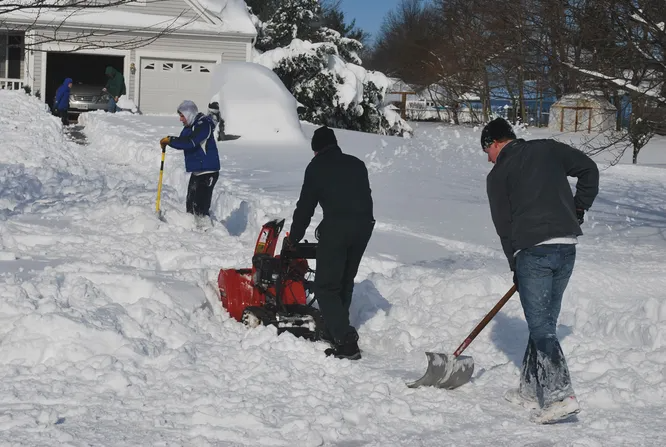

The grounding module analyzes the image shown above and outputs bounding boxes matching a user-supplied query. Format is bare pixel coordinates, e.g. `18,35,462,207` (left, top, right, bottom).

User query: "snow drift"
2,89,666,445
208,61,307,143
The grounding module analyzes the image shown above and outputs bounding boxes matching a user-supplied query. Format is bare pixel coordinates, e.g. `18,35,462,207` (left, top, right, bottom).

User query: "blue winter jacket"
54,78,72,111
168,113,221,173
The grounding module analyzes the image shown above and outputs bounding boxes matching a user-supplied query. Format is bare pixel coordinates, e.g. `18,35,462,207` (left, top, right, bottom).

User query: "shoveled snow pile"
117,96,138,113
208,61,307,143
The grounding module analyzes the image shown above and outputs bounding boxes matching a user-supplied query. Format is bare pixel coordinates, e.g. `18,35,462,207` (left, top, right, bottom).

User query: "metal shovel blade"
406,352,475,390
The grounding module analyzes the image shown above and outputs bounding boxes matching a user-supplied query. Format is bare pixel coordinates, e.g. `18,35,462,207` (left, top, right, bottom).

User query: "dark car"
69,83,111,112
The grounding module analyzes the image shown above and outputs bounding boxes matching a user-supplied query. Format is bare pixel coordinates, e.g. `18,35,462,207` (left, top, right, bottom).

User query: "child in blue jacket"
160,100,221,221
54,77,72,126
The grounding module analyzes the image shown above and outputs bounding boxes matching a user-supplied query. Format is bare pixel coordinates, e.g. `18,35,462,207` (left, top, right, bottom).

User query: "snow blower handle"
452,284,518,357
282,232,295,253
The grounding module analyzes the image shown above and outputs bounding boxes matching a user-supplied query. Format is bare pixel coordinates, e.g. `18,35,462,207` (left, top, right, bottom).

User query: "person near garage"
53,77,73,126
102,66,126,113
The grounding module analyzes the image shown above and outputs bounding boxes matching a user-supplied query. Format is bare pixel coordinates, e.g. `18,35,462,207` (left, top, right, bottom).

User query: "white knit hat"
177,100,199,126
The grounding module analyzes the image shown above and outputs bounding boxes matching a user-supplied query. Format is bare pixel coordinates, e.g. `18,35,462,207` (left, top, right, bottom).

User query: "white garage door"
139,58,215,114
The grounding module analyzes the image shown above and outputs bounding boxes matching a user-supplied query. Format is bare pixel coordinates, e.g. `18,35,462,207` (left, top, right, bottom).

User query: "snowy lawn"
1,90,666,445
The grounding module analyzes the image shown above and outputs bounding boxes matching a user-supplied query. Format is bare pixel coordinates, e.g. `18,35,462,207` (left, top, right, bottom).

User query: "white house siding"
31,29,251,105
145,35,248,59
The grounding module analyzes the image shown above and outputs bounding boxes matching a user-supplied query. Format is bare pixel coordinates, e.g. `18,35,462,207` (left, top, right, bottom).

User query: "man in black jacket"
286,126,375,360
482,117,599,424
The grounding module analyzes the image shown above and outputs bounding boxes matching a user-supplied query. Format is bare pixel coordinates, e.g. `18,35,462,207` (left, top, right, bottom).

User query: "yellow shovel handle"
156,145,166,213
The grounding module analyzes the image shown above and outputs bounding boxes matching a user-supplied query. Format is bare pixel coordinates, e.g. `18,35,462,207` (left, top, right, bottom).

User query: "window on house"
7,34,24,79
162,62,174,71
143,62,155,70
199,65,211,73
181,63,192,72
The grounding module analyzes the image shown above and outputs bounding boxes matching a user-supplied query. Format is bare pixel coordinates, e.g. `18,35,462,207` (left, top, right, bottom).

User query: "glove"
576,208,585,225
160,136,171,150
513,271,519,292
282,236,296,253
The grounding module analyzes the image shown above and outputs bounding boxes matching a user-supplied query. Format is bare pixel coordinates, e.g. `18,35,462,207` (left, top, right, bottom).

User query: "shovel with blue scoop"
407,284,517,390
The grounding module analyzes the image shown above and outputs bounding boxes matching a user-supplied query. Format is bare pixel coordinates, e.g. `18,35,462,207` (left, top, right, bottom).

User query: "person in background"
53,77,73,126
102,66,126,113
285,126,375,360
482,117,599,424
207,101,226,141
159,100,220,227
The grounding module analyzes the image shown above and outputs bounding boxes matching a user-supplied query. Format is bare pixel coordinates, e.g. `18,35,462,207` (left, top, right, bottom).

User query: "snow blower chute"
217,218,325,340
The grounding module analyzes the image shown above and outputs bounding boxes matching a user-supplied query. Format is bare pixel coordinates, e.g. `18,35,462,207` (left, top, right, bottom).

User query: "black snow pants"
58,108,69,126
314,219,375,344
186,171,219,216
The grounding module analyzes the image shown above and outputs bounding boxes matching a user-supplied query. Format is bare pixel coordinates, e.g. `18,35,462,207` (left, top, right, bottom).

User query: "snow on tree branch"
562,62,666,104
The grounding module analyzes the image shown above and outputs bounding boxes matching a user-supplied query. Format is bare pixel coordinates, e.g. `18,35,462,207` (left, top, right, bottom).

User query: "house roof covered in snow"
387,78,417,93
2,0,256,36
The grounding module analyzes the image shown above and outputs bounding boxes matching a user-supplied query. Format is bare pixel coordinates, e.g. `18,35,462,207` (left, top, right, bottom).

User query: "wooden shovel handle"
453,284,518,357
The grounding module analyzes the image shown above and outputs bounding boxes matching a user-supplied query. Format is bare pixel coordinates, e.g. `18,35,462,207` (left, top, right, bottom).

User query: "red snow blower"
217,218,325,340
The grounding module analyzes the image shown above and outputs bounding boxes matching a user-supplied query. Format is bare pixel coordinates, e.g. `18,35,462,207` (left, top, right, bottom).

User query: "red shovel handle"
453,284,518,358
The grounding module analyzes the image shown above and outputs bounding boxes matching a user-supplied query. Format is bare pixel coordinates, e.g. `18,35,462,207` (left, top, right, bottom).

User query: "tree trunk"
613,92,622,131
483,69,491,122
633,145,639,164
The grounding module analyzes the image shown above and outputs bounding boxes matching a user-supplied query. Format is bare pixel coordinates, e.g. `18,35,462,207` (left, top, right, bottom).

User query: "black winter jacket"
487,138,599,271
289,145,374,243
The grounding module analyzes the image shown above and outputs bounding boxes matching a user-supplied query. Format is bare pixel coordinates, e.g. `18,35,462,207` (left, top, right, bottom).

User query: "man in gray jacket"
482,117,599,424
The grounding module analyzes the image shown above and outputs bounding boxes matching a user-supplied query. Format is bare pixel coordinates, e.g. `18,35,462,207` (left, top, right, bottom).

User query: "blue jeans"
515,244,576,408
107,96,117,113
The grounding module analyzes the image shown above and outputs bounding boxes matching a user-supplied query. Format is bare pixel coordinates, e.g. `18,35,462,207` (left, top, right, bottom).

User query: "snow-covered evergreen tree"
255,0,321,52
248,1,412,137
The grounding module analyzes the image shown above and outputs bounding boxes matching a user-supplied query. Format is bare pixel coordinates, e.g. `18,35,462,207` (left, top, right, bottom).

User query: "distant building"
548,93,617,133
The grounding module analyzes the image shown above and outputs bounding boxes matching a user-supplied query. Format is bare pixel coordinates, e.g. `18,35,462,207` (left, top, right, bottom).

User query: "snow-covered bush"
248,2,412,137
254,0,321,51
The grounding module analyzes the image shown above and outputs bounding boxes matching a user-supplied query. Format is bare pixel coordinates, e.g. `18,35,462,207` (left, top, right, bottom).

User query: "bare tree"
367,0,664,163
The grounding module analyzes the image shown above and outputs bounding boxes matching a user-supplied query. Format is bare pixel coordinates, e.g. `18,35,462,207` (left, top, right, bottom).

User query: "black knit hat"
311,126,337,152
480,117,516,151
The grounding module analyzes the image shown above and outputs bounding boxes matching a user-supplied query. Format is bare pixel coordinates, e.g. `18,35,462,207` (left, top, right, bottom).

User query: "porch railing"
0,79,25,90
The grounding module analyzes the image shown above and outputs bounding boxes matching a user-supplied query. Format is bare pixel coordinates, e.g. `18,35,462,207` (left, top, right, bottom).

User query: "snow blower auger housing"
217,218,325,340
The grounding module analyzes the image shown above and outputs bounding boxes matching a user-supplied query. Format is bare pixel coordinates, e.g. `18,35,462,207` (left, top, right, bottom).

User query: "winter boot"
195,215,213,230
504,388,539,410
324,330,361,360
319,328,335,345
530,395,580,424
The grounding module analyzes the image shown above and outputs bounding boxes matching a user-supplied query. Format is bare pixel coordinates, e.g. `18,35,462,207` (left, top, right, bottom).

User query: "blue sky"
339,0,402,43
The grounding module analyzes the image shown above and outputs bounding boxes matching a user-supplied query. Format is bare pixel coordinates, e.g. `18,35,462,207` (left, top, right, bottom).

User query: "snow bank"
116,96,138,113
208,61,307,143
0,91,79,170
3,88,666,444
